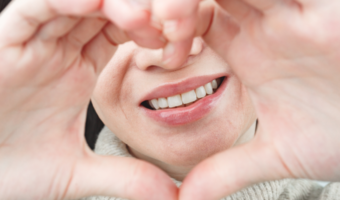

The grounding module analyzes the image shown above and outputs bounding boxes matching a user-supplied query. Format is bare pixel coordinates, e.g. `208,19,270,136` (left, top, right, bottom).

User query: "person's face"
92,38,256,168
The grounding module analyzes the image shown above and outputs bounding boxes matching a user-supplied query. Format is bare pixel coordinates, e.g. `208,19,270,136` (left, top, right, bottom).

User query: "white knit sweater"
83,126,340,200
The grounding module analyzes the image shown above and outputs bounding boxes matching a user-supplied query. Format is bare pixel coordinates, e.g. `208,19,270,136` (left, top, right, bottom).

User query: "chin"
124,102,246,167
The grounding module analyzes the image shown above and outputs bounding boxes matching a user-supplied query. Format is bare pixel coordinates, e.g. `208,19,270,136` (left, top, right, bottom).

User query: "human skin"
152,0,340,200
1,0,340,199
91,37,257,181
0,0,180,199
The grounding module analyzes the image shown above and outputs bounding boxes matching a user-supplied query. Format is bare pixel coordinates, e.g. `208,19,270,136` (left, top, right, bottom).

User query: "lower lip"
141,77,228,126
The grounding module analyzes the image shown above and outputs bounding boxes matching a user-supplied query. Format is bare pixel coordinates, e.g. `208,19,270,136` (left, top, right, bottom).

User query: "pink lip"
139,73,227,104
140,75,228,126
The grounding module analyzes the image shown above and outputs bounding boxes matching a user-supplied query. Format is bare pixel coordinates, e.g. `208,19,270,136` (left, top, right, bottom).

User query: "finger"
48,0,102,15
82,22,130,75
102,0,150,31
194,1,216,37
37,16,80,41
67,155,178,200
57,17,107,73
153,0,200,20
216,0,259,23
101,22,130,46
126,24,167,49
162,39,193,70
201,5,240,58
128,32,167,49
193,1,240,59
159,1,213,68
222,0,278,13
163,14,197,42
179,139,291,200
9,18,107,87
0,0,56,47
0,0,102,47
129,24,163,39
65,17,107,49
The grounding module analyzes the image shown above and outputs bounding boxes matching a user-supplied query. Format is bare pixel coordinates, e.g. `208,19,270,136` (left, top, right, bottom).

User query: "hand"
154,0,340,199
0,0,177,199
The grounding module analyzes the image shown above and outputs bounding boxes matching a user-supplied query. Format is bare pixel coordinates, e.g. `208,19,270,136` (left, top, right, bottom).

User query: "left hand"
0,0,178,199
153,0,340,199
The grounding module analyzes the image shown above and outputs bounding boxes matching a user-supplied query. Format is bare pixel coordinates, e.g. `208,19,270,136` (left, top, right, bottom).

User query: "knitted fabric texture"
82,126,340,200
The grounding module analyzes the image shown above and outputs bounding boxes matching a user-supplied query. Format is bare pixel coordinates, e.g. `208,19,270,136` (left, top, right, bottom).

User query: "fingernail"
128,0,150,9
163,43,175,64
163,20,179,34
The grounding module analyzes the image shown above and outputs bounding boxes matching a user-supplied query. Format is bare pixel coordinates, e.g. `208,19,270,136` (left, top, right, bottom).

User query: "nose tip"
135,37,204,71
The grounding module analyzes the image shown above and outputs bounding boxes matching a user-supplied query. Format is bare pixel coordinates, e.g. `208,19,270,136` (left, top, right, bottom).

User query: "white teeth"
149,99,160,110
196,86,206,98
204,82,213,95
168,95,183,108
148,78,222,110
158,98,168,108
181,90,197,104
212,80,218,89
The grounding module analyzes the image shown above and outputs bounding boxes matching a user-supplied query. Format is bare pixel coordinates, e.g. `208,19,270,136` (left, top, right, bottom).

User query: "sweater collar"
94,126,292,200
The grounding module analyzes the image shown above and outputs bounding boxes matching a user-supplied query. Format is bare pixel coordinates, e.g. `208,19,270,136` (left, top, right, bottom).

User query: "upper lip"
139,73,227,105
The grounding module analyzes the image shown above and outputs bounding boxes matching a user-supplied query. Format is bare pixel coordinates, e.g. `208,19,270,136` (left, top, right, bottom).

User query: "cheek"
91,65,140,145
94,61,256,167
119,81,134,109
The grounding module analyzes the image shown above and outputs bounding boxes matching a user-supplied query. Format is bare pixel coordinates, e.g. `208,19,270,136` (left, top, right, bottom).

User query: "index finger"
0,0,151,48
0,0,102,48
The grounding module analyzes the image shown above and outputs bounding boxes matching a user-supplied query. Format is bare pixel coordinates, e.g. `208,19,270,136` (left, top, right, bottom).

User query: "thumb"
67,154,178,200
179,135,291,200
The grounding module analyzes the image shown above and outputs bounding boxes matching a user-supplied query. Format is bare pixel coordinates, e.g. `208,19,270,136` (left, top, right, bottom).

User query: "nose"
135,37,204,71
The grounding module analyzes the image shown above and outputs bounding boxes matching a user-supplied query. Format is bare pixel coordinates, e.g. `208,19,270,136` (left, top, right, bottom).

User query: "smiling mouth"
141,77,225,110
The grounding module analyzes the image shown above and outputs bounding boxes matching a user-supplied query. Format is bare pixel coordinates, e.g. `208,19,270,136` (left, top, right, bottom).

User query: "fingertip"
162,39,193,70
163,15,196,42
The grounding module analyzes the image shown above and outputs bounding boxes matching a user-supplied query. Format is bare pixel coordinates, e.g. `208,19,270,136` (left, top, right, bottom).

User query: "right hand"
153,0,340,200
0,0,177,199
